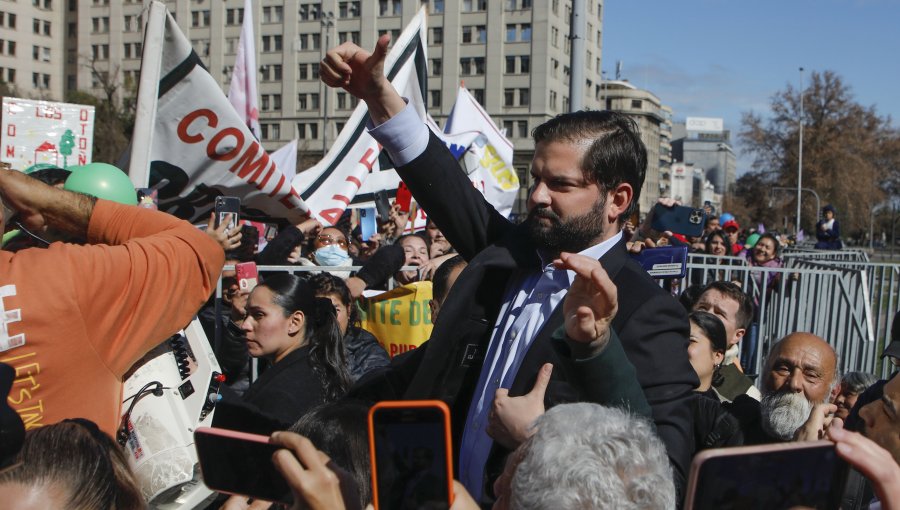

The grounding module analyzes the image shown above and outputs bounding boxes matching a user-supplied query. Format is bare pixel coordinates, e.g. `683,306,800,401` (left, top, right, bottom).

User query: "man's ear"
735,327,746,343
608,183,633,224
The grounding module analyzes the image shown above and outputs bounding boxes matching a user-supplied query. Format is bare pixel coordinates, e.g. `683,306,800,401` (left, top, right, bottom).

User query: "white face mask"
314,245,350,266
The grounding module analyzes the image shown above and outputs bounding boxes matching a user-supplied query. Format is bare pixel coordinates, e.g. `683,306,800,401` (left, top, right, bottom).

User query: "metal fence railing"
682,254,878,378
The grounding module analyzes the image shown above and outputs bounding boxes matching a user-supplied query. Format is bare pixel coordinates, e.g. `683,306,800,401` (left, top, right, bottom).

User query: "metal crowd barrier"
683,254,878,378
782,247,870,263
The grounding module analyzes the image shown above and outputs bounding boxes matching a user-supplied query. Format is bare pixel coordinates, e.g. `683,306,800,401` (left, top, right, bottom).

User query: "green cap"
63,162,137,205
745,233,761,248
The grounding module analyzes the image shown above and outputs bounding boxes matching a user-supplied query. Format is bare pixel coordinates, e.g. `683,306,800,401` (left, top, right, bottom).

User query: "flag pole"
127,1,167,188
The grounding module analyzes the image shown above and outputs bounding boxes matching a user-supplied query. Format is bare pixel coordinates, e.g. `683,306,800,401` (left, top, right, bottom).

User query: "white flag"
292,7,429,226
269,139,298,179
228,0,261,140
138,10,308,224
444,85,519,218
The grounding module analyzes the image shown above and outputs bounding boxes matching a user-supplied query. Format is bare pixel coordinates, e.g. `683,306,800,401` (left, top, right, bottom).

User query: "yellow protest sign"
359,281,433,358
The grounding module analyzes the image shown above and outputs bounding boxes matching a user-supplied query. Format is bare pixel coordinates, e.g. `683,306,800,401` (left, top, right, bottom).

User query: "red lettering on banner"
78,138,87,150
257,161,276,190
228,141,267,178
319,209,342,225
389,343,417,356
177,109,217,144
80,109,89,121
80,123,88,135
359,147,378,172
207,127,243,161
78,155,86,165
332,195,351,205
277,186,304,210
268,173,285,197
6,124,14,137
346,176,362,188
5,146,13,157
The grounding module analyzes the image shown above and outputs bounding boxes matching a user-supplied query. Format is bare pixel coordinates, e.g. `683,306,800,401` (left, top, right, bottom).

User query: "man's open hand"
554,253,618,357
487,363,552,450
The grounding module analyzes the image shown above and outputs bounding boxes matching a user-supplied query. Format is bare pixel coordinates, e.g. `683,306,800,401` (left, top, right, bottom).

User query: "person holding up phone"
214,274,351,432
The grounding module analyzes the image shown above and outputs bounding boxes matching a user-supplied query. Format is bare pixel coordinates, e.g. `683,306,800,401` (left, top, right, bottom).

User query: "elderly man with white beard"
729,332,840,444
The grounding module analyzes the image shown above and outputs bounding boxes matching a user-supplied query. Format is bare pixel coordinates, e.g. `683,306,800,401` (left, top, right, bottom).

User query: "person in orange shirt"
0,167,224,435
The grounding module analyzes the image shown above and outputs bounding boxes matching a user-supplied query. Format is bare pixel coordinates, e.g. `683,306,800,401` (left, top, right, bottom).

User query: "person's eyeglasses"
317,234,348,249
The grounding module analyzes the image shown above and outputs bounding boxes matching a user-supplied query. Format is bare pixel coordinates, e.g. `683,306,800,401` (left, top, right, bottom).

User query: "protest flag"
128,2,308,224
443,84,519,218
228,0,262,140
291,7,429,226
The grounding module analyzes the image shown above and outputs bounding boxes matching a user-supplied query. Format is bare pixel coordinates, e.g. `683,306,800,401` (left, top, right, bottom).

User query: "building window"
460,57,485,76
297,122,319,139
461,0,487,12
261,94,282,112
338,1,360,18
262,6,283,23
429,27,443,45
431,0,444,13
260,64,282,81
338,32,360,45
519,88,529,105
299,4,321,21
226,8,243,26
504,89,514,107
551,26,559,47
631,99,642,109
92,16,109,33
521,24,531,41
551,58,559,78
379,0,402,15
191,10,210,27
262,35,283,52
520,55,530,73
429,90,441,108
471,88,484,105
505,56,515,73
517,121,528,138
260,123,280,141
550,90,557,110
429,58,442,76
462,25,486,44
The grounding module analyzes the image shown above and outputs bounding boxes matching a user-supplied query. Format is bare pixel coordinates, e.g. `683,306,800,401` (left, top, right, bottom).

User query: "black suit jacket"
357,132,698,493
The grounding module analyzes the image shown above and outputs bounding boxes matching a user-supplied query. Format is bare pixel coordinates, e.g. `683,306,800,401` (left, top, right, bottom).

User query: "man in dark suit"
322,35,699,502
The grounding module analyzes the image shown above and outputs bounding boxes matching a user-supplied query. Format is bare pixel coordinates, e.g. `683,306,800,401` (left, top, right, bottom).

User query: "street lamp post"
796,67,805,237
320,12,335,157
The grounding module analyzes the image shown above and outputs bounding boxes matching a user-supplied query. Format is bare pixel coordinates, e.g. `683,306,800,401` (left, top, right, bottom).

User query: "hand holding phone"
235,261,259,293
650,203,706,237
368,401,454,510
215,196,241,230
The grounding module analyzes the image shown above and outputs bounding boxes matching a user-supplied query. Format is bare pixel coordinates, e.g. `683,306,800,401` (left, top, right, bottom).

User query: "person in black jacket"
322,36,698,502
308,272,390,382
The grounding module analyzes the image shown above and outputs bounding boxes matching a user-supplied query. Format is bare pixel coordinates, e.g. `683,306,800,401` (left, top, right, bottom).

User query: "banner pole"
127,1,167,188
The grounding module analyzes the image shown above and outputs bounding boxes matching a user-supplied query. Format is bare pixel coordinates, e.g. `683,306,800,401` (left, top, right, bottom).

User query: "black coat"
355,132,699,493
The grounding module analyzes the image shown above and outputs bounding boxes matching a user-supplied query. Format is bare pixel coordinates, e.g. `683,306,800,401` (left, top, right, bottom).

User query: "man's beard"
760,390,816,441
525,197,606,255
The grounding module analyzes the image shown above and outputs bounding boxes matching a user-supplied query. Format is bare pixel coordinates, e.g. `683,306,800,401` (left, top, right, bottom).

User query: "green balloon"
64,162,137,205
745,233,761,249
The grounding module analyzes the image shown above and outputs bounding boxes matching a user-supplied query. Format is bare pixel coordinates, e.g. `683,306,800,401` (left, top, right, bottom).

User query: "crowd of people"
0,34,896,510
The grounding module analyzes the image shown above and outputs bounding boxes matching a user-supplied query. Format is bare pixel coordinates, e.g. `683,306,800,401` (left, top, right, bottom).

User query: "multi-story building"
0,0,63,99
50,0,607,215
599,79,667,216
671,117,736,198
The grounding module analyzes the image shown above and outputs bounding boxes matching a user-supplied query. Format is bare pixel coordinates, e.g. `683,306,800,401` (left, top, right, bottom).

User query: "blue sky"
602,0,900,175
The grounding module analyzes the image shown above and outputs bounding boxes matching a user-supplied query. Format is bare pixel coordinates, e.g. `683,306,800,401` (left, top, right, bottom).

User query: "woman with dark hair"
0,419,144,509
218,273,351,431
747,232,782,292
688,311,728,400
308,272,390,382
690,229,734,286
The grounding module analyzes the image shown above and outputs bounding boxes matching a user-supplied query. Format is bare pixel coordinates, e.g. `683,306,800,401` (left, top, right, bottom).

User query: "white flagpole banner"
443,85,519,218
292,7,428,226
143,10,308,224
227,0,261,140
269,139,298,179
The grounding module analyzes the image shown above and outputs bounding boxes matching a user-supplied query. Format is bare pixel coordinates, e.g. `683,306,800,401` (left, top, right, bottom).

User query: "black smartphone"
630,245,688,279
368,400,454,510
214,196,241,230
650,203,706,237
684,441,848,510
194,427,292,504
373,190,391,221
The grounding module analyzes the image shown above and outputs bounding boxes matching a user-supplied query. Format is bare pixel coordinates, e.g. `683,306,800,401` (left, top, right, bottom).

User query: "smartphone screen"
215,196,241,230
686,442,847,510
194,428,292,504
369,403,453,510
360,207,377,242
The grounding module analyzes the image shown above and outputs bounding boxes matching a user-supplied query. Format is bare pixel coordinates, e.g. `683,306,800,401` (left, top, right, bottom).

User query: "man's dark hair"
701,280,753,330
532,110,647,223
432,255,466,305
27,167,71,187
